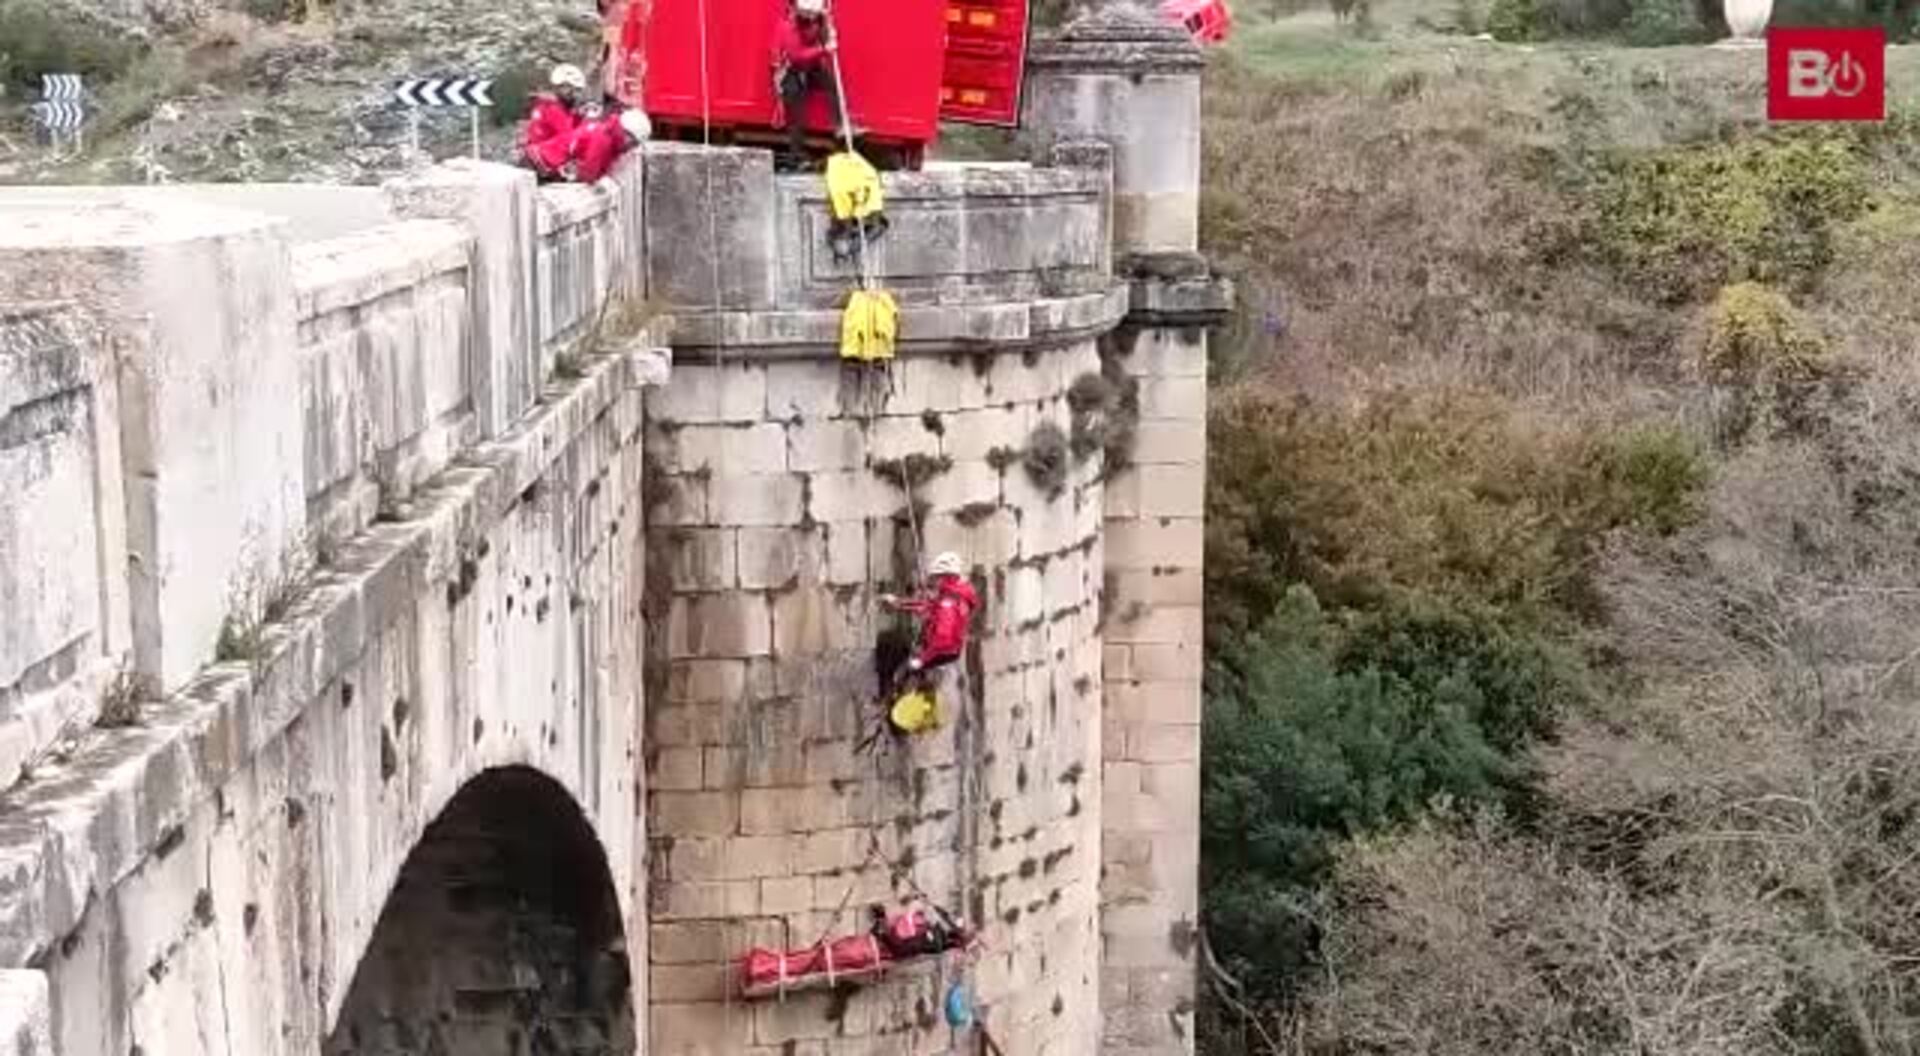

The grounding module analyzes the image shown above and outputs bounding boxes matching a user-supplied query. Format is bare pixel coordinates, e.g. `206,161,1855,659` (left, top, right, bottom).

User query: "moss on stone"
1022,422,1070,498
872,452,954,491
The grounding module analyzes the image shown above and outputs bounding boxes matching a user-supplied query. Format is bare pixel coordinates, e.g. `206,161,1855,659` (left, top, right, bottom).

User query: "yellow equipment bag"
826,150,884,222
840,287,898,363
890,689,941,735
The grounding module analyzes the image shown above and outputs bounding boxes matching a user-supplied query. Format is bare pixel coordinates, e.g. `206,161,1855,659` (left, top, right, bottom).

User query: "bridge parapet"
0,155,665,1055
642,141,1125,355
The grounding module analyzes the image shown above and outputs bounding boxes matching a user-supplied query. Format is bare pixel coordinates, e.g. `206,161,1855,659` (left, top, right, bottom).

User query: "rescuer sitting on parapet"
876,552,978,734
522,63,650,184
772,0,841,168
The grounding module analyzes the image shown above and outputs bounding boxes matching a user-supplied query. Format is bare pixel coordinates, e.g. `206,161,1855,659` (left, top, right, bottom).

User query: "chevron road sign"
40,73,83,100
393,76,494,160
31,74,88,152
394,77,493,108
29,101,86,131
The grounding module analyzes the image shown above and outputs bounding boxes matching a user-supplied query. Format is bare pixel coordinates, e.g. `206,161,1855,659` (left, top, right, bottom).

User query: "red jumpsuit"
523,94,583,175
523,95,633,183
771,8,839,155
894,574,979,669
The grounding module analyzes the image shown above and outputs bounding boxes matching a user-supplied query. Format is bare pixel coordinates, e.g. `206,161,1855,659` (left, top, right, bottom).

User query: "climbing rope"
823,0,877,294
696,2,743,1033
697,0,727,377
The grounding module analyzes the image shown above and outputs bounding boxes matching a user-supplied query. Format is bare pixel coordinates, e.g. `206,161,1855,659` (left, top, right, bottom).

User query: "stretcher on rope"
738,904,975,999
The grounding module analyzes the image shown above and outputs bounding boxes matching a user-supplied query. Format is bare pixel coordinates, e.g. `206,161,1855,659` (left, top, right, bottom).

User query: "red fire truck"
601,0,1033,170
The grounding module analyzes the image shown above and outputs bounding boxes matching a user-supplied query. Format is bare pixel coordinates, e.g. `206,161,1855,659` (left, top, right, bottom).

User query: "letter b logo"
1786,49,1829,96
1770,28,1885,121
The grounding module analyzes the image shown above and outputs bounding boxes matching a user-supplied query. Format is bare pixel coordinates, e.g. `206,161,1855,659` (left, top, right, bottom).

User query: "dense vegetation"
1197,5,1920,1053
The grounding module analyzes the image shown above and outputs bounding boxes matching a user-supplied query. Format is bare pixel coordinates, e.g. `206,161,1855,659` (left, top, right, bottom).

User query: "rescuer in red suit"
772,0,841,166
879,552,979,692
523,64,651,183
523,64,589,180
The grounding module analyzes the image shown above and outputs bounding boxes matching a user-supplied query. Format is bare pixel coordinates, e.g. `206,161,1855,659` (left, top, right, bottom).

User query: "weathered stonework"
1026,4,1206,256
0,158,660,1056
1026,5,1230,1053
644,346,1109,1055
0,33,1222,1046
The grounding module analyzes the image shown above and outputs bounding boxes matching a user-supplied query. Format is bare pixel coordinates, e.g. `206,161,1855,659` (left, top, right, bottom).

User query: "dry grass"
1203,20,1920,406
1200,17,1920,1055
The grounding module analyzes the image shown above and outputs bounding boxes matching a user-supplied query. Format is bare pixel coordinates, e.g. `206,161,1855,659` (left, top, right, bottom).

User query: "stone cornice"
1030,2,1207,74
664,285,1130,360
1119,253,1234,325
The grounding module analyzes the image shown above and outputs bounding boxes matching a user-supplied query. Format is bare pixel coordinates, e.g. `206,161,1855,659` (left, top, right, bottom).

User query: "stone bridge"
0,5,1225,1054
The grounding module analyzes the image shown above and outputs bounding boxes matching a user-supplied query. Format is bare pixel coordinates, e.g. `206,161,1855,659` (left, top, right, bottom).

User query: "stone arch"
324,765,636,1055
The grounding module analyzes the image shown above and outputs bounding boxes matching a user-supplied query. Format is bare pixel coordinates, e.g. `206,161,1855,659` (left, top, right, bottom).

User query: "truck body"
603,0,1032,169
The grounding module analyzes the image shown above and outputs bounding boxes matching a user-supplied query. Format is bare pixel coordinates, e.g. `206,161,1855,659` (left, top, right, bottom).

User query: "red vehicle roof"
607,0,1031,152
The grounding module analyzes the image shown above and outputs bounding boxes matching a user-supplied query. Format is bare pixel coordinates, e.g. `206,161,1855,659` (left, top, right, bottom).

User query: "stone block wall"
29,352,651,1056
0,304,130,794
0,155,662,1053
643,346,1109,1055
769,162,1111,309
293,219,477,540
0,199,305,699
535,173,647,371
646,143,1112,319
1097,325,1208,1053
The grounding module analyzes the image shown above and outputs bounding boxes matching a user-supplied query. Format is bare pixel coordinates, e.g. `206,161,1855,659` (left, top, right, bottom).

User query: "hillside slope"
0,0,600,184
1198,8,1920,1055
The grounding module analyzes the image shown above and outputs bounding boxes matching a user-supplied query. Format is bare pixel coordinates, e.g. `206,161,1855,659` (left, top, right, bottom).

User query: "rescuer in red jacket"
523,64,589,179
772,0,841,166
523,64,650,184
880,552,979,687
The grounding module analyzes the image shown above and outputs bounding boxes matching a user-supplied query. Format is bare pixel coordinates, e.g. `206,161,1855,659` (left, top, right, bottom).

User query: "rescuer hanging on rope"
771,0,841,169
873,552,977,736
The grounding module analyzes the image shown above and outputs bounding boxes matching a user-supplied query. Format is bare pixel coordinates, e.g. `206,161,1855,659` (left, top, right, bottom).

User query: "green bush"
1587,424,1708,536
1621,0,1704,43
1585,137,1871,304
1202,587,1571,998
1334,594,1587,754
488,60,543,126
1699,280,1828,383
0,0,146,93
1488,0,1542,39
1205,387,1709,648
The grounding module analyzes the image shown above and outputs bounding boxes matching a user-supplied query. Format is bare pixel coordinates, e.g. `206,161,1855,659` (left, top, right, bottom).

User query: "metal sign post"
394,77,495,161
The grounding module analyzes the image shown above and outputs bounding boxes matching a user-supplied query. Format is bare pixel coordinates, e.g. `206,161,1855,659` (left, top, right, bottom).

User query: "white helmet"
619,109,652,142
928,552,964,578
550,64,587,90
795,0,825,14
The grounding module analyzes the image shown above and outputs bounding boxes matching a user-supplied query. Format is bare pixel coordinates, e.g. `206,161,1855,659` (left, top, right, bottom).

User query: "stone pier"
1028,5,1232,1053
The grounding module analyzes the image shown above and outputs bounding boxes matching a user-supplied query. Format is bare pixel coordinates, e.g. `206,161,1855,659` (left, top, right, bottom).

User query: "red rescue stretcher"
738,905,975,999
